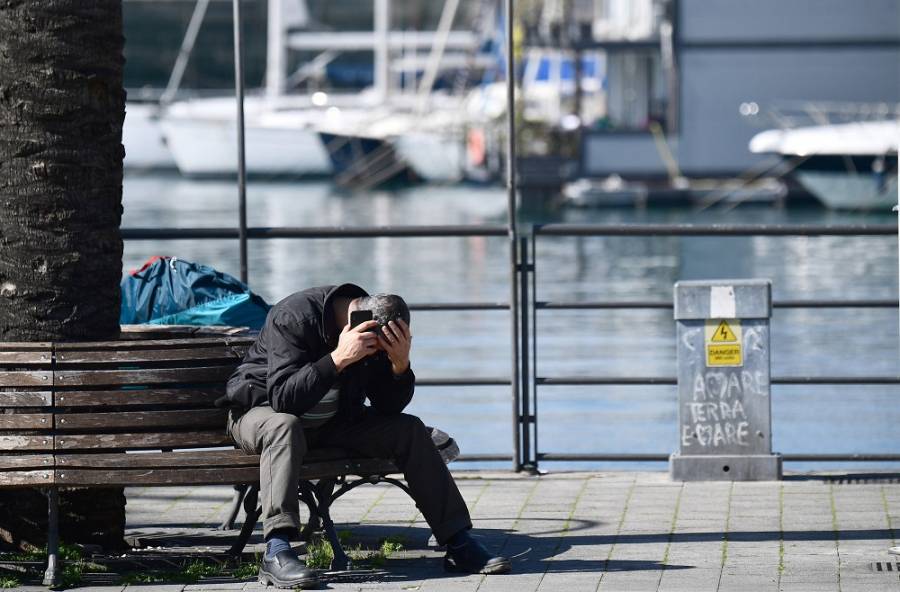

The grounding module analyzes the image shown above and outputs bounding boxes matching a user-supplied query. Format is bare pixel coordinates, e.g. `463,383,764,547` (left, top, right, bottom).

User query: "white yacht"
159,94,340,177
155,0,482,180
749,120,899,210
123,101,177,170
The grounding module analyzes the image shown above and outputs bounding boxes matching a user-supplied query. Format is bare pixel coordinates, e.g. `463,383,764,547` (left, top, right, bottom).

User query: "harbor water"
122,174,900,472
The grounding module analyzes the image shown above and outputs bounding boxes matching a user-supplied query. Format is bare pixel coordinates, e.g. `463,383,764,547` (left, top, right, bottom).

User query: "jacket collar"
322,283,369,347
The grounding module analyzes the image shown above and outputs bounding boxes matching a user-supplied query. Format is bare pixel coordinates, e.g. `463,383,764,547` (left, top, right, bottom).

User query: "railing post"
232,0,249,284
531,232,539,470
894,154,899,342
504,0,521,472
518,236,537,472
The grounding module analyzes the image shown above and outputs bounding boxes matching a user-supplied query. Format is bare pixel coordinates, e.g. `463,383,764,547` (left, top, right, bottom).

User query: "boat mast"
266,0,286,100
267,0,311,101
374,0,391,104
416,0,461,113
160,0,211,106
233,0,248,283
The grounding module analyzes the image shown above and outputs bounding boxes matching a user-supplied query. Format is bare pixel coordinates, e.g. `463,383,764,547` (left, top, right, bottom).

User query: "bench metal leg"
297,482,321,545
219,484,249,531
328,474,436,548
298,512,321,543
42,488,61,588
227,484,261,557
299,479,352,571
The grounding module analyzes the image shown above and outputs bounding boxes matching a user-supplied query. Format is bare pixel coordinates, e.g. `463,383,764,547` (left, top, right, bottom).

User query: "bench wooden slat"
56,450,256,469
0,343,53,351
55,467,258,487
0,371,52,387
55,388,223,407
0,351,52,365
55,366,233,387
0,413,52,430
0,391,52,407
0,435,53,451
55,347,248,365
0,470,54,487
54,431,232,451
55,409,227,431
55,337,254,351
0,454,54,469
53,451,398,476
120,324,251,337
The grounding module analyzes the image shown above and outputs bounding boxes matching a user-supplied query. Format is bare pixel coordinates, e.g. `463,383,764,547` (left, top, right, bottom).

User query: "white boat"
749,120,899,210
393,128,465,183
124,0,214,172
123,102,176,170
316,101,469,186
155,0,485,180
159,95,340,177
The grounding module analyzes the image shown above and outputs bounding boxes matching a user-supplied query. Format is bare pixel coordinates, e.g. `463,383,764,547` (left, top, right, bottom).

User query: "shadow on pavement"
118,518,896,585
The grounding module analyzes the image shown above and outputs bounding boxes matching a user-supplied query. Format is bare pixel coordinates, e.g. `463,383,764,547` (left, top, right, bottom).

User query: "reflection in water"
123,176,899,470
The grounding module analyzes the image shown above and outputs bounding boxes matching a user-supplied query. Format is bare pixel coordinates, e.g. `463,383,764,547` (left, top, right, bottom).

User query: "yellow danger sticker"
710,319,738,342
704,319,742,367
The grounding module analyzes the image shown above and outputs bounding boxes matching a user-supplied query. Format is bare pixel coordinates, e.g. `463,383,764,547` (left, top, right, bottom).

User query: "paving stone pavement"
14,471,900,591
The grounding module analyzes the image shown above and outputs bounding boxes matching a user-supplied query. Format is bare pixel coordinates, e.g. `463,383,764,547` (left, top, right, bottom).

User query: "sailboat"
311,0,492,187
124,100,177,170
157,0,483,180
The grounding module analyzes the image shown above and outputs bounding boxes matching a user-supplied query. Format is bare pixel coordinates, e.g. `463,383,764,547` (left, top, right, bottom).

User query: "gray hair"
354,294,410,327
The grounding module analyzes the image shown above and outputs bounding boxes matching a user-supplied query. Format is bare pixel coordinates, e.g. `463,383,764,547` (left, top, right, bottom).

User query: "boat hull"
160,117,332,177
319,132,418,188
393,131,464,183
123,102,176,170
795,170,898,210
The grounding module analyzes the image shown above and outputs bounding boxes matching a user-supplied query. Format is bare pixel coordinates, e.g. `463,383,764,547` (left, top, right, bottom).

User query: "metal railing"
517,222,900,470
124,224,518,465
123,221,900,470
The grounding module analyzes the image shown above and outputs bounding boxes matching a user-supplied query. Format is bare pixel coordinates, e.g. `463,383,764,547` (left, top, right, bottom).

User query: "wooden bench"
0,326,410,587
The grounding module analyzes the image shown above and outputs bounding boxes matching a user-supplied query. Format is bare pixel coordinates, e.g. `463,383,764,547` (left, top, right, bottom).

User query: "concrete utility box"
670,280,782,481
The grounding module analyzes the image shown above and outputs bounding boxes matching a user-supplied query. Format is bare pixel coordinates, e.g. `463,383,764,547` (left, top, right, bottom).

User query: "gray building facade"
582,0,900,178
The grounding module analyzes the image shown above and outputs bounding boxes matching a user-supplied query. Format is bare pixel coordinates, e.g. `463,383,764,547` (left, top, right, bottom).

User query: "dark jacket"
217,283,415,419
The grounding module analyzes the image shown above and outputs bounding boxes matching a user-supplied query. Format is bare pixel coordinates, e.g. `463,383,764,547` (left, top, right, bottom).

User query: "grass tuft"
0,542,102,588
231,557,259,580
304,532,406,569
304,535,335,569
120,559,227,585
0,545,262,587
368,535,405,568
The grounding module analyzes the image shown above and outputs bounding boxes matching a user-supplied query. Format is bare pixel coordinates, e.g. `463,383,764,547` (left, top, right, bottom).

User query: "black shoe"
444,537,511,575
259,550,320,589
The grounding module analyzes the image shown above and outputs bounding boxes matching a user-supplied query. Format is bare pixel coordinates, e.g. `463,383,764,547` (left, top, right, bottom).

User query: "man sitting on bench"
220,284,511,589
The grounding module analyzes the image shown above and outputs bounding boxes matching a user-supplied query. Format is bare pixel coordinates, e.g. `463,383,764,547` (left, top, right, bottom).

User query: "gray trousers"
228,406,472,544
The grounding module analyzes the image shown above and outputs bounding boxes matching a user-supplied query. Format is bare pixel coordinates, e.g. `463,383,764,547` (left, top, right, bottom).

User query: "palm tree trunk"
0,0,126,551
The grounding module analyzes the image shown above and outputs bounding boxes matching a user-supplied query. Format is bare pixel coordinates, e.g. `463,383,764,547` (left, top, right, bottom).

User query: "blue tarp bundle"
120,256,270,330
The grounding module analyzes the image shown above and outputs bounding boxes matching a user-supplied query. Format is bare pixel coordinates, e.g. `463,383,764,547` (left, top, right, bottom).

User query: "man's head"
349,294,410,329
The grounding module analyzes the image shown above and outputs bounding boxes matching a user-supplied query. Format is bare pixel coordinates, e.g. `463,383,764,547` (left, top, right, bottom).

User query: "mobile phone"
349,309,373,329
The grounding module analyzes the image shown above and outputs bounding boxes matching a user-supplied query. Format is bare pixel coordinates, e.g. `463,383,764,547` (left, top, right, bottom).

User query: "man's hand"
378,319,412,375
331,320,379,373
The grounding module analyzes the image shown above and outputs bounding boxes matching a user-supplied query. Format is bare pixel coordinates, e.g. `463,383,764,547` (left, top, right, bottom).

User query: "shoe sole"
480,560,512,575
258,570,319,589
445,559,512,575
